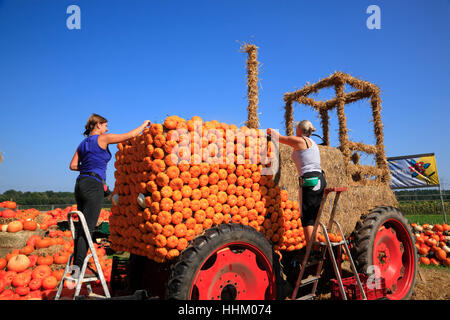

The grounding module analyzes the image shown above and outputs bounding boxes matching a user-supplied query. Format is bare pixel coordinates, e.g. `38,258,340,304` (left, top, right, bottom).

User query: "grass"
419,263,450,273
405,214,446,225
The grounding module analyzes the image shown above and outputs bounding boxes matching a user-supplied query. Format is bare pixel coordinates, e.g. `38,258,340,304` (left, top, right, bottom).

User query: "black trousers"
73,176,104,269
300,171,327,227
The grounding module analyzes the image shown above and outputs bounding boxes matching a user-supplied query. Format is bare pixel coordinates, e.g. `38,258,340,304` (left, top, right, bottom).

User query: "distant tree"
0,189,111,206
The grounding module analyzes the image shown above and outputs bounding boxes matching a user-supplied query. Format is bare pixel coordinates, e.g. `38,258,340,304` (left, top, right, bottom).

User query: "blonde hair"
295,120,316,137
84,113,107,136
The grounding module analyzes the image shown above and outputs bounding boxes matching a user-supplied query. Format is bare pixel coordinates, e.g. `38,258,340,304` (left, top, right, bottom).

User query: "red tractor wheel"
167,223,281,300
353,206,418,300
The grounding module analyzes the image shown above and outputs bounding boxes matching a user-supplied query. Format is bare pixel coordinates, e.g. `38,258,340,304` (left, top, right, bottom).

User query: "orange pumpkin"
23,220,37,231
7,221,23,233
53,253,69,265
7,255,30,272
443,258,450,267
430,258,440,266
41,276,57,290
19,246,34,256
37,255,53,266
0,257,6,270
435,249,447,261
35,238,51,249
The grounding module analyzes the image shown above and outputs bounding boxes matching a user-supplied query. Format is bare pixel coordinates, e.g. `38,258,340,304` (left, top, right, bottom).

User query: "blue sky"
0,0,449,193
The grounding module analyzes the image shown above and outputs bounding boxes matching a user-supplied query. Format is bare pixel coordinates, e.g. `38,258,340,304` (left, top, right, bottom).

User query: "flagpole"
438,184,447,223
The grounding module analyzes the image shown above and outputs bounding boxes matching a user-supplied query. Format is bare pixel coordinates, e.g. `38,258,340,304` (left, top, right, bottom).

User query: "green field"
405,214,447,225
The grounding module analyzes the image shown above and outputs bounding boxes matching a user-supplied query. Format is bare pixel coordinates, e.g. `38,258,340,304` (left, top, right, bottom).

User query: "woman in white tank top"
268,120,327,256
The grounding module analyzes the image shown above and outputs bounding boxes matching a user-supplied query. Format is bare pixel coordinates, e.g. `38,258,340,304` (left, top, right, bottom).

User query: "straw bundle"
283,71,391,187
0,229,45,257
276,142,397,235
241,43,260,129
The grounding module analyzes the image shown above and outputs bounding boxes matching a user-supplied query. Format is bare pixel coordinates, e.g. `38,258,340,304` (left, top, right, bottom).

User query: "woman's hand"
267,128,280,139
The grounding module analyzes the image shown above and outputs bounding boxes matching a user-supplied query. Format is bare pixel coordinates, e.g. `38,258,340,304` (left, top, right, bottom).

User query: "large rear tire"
167,223,283,300
352,206,418,300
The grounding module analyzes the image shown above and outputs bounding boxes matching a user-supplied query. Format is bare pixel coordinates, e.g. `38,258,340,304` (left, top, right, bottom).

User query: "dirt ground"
411,267,450,300
312,262,450,300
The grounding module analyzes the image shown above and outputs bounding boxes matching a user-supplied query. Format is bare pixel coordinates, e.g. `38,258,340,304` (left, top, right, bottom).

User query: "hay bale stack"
276,144,348,204
276,143,397,235
0,229,46,257
32,244,65,257
276,143,300,203
321,184,397,235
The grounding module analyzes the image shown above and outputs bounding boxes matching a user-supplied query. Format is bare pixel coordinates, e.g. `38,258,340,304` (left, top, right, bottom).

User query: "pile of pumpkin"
0,206,59,232
0,201,17,210
411,223,450,267
46,205,111,224
109,115,306,263
0,230,112,299
0,218,49,233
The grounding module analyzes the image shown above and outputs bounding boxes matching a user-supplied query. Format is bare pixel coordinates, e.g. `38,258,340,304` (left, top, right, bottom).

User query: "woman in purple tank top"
69,113,150,277
268,120,327,259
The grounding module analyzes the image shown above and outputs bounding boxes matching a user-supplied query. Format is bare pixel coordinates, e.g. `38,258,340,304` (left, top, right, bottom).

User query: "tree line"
394,188,450,201
0,190,112,206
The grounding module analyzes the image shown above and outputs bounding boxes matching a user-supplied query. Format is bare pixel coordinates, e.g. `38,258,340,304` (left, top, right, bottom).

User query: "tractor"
110,45,418,300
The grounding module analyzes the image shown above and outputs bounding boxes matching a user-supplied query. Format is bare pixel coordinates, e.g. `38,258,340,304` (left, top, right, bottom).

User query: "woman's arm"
267,128,304,150
69,150,80,171
98,120,151,147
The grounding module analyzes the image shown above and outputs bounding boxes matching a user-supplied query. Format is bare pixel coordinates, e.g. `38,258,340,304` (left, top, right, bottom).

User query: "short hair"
295,120,316,137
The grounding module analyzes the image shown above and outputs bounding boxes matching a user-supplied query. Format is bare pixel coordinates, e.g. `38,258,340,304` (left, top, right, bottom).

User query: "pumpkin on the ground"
7,255,30,273
7,220,23,233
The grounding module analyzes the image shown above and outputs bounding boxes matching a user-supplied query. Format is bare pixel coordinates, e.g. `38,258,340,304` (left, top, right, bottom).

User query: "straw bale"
0,229,45,255
284,100,294,136
319,184,397,235
241,43,260,129
276,143,397,235
347,141,377,154
33,244,64,257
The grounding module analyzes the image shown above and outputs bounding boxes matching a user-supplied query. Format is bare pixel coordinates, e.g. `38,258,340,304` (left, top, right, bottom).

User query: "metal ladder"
55,211,111,300
291,187,367,300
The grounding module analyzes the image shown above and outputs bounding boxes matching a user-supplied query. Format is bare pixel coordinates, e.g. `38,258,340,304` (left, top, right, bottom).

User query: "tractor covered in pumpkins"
108,47,418,300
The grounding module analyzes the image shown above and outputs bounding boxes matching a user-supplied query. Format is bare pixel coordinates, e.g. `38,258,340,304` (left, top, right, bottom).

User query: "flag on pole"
387,153,440,189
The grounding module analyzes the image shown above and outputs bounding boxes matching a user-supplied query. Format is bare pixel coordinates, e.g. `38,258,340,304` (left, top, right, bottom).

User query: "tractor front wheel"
353,206,418,300
167,223,281,300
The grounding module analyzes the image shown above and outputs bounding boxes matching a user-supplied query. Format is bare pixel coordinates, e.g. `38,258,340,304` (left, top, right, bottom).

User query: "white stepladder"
55,211,111,300
291,187,367,300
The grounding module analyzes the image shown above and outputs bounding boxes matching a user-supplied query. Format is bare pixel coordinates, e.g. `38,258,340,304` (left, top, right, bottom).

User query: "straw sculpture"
241,43,260,130
278,72,397,234
283,71,390,186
